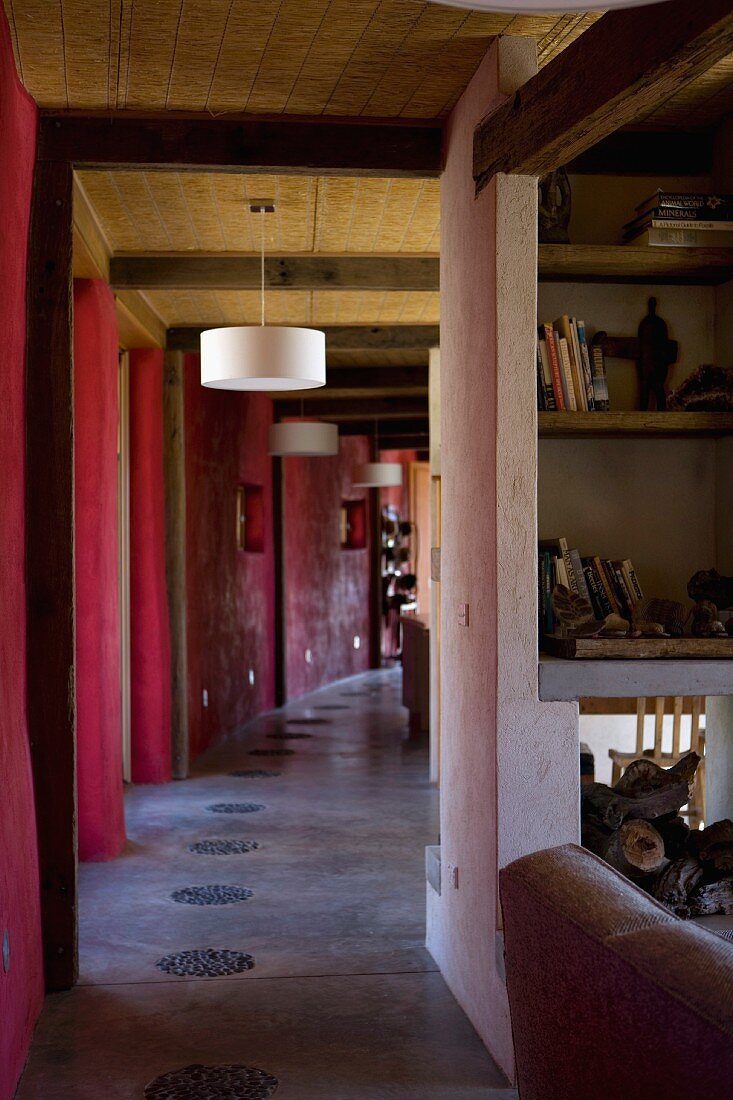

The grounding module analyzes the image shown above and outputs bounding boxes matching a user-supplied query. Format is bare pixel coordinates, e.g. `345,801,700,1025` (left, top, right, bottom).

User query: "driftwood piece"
603,820,666,881
652,856,704,917
614,752,699,798
689,879,733,917
583,779,693,831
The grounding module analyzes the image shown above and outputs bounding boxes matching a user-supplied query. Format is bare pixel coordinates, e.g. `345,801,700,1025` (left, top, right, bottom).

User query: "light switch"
458,603,469,627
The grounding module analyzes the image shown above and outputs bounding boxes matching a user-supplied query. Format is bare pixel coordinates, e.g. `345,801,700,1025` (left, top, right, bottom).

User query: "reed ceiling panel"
76,171,440,254
143,288,440,326
4,0,597,115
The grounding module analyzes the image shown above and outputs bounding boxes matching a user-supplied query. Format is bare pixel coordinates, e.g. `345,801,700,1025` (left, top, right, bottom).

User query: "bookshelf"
539,244,733,286
538,412,733,438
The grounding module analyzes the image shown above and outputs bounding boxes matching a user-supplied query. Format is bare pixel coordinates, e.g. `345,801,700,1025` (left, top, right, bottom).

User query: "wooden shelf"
539,244,733,285
538,412,733,438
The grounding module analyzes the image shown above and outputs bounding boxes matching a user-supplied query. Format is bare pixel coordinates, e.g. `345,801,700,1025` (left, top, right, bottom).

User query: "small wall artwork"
340,500,367,550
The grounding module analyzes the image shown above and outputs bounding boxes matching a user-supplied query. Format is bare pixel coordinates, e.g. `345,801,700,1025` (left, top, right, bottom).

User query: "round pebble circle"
206,803,266,814
267,731,312,740
248,748,294,757
286,717,330,725
314,705,349,711
188,839,259,855
145,1063,278,1099
155,949,255,977
229,769,281,779
170,885,253,906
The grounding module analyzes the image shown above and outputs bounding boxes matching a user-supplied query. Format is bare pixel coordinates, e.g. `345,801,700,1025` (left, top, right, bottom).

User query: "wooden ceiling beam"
39,112,442,178
474,0,733,192
111,255,439,291
274,396,428,420
167,324,439,353
320,366,428,389
336,418,429,438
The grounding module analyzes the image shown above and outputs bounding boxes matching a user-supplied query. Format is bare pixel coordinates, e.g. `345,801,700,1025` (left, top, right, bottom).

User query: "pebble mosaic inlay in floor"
155,949,255,977
286,717,330,725
206,803,266,814
248,748,295,756
314,705,349,710
267,731,312,740
188,839,259,855
228,769,281,778
144,1063,278,1099
170,885,254,906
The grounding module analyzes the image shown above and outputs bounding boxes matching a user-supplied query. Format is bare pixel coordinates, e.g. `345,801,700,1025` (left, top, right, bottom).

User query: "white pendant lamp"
268,420,339,457
426,0,661,9
353,461,403,489
201,203,326,392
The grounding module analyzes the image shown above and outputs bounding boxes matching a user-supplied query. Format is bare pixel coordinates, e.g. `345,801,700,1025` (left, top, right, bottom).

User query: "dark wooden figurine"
538,167,571,244
636,297,677,411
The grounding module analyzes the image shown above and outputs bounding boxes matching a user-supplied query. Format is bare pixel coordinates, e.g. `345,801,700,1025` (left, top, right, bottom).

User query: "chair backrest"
500,844,733,1100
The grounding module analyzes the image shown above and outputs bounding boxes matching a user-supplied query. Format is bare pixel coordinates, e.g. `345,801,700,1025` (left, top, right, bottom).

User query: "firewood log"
655,814,690,861
690,819,733,876
582,777,694,831
652,855,704,917
603,821,666,881
688,878,733,917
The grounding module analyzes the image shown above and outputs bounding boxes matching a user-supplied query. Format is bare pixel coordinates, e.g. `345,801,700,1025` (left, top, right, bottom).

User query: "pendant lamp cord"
260,206,266,327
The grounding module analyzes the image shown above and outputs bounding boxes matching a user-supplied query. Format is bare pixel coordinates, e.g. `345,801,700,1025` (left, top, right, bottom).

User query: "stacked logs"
582,752,733,918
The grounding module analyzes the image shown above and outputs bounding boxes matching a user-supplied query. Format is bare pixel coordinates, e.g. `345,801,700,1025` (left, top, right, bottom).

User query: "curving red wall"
129,349,172,783
0,10,44,1097
74,279,126,861
184,354,276,760
283,435,373,699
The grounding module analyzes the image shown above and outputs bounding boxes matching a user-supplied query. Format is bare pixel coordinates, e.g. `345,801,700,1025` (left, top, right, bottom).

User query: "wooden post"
163,350,189,779
272,455,286,707
25,158,77,991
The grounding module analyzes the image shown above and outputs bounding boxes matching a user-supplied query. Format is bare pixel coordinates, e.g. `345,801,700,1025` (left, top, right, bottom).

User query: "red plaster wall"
184,355,276,760
129,349,172,783
283,435,372,699
0,11,44,1096
74,279,126,861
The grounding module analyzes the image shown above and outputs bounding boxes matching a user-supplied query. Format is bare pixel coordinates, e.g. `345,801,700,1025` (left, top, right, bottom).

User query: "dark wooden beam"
337,418,429,438
25,159,77,991
167,324,440,353
300,366,428,396
111,255,439,292
163,351,189,780
275,396,428,420
567,129,714,176
39,112,442,178
474,0,733,191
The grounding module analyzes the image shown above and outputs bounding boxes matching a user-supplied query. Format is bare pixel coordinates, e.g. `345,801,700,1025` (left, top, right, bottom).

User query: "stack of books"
537,317,609,412
538,536,644,637
623,191,733,247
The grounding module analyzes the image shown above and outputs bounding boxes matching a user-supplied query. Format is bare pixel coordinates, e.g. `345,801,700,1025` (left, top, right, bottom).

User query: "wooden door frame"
118,351,132,783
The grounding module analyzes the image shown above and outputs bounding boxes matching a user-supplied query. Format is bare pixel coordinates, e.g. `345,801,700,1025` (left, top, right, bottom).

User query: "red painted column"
129,349,172,783
0,8,44,1096
74,279,126,861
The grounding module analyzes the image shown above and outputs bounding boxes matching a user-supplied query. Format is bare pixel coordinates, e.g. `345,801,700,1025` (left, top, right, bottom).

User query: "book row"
537,316,609,413
538,535,644,637
624,191,733,248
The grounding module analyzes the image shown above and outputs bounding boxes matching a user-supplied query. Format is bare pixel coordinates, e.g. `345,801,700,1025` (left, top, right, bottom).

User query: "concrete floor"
18,669,514,1099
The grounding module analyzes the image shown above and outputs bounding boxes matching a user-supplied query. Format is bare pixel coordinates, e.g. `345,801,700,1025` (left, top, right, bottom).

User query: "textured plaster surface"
283,435,372,699
17,671,511,1099
0,7,43,1096
74,279,127,862
184,356,276,760
130,348,172,783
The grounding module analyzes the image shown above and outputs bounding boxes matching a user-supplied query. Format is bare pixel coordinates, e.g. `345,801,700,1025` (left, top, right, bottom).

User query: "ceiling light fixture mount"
200,201,326,392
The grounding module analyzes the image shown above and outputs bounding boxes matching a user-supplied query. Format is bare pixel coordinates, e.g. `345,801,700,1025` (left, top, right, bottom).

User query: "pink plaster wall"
0,8,44,1095
129,348,172,784
379,448,416,519
73,279,126,862
427,43,512,1075
184,354,276,760
283,435,372,699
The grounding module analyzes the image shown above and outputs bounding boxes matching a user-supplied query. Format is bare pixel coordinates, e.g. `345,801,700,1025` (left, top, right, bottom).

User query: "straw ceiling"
4,0,597,115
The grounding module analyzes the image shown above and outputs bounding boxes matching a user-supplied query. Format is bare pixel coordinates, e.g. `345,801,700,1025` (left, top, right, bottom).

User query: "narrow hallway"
18,670,511,1099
